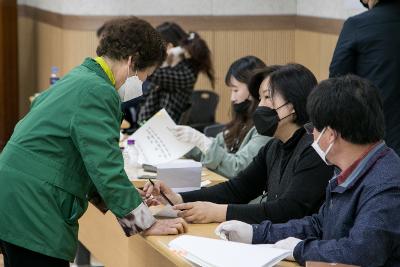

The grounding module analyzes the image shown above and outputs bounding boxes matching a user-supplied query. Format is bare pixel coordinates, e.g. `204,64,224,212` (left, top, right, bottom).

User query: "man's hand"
273,237,302,261
215,220,253,243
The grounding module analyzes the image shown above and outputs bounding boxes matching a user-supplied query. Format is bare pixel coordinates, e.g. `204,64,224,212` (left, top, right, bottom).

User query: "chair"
178,104,192,125
187,90,219,132
203,123,225,137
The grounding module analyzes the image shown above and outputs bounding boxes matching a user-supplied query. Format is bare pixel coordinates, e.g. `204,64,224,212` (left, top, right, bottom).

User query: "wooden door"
0,0,18,150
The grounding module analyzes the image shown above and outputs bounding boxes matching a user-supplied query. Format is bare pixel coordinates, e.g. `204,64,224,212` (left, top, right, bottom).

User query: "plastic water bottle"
50,66,60,85
124,139,140,178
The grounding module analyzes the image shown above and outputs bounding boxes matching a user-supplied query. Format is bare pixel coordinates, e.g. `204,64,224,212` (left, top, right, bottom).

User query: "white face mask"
118,64,143,102
169,46,185,57
311,127,334,165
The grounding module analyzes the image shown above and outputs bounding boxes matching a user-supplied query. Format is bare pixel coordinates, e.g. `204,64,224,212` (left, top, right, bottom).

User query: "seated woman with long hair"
171,56,272,178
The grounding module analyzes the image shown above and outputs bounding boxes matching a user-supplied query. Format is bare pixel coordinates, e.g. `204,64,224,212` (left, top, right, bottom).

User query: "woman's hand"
143,218,188,235
137,188,161,206
142,180,183,206
170,126,212,154
173,202,227,223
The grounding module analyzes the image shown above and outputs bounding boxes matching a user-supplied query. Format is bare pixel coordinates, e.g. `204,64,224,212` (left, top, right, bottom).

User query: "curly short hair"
96,17,166,71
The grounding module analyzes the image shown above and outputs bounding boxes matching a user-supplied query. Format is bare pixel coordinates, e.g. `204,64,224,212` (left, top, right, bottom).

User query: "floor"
0,254,102,267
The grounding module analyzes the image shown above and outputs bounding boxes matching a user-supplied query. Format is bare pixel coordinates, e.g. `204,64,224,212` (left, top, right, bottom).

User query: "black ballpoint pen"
148,179,174,206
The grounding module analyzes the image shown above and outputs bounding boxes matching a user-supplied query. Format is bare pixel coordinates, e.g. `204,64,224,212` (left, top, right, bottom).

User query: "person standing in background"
329,0,400,155
138,22,215,124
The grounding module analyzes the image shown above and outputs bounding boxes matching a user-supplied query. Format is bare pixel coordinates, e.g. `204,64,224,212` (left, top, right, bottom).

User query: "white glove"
273,237,302,261
168,46,185,57
171,125,213,154
215,220,253,244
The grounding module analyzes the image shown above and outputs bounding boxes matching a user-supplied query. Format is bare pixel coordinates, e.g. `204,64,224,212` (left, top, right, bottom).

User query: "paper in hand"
131,109,195,165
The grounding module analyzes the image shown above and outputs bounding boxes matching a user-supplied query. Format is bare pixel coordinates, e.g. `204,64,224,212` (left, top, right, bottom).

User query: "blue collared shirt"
252,143,400,266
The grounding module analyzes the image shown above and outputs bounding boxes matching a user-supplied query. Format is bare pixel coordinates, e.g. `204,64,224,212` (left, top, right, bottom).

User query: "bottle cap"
51,66,59,74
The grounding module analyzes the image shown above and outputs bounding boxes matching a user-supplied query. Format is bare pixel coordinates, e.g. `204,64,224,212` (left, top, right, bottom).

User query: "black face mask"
233,99,251,114
253,103,292,136
360,0,369,8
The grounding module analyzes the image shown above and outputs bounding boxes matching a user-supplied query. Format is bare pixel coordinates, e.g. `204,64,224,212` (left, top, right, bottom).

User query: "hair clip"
188,32,195,40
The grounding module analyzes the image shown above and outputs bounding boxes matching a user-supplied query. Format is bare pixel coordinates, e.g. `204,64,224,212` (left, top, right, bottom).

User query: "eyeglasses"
303,122,314,135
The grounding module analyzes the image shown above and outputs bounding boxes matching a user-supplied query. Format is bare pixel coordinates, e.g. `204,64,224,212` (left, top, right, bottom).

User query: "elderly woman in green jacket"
0,17,187,267
172,56,271,178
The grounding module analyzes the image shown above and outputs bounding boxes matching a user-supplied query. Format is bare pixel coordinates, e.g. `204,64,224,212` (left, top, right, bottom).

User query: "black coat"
181,128,333,224
329,0,400,155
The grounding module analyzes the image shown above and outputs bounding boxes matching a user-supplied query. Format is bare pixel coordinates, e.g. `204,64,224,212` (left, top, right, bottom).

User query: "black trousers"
0,239,69,267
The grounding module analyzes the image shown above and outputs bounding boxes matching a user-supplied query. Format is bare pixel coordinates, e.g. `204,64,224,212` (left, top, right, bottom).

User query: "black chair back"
187,90,219,132
204,123,225,137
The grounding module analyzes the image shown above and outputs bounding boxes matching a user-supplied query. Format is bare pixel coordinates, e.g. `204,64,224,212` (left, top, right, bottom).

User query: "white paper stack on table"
129,108,195,165
157,159,202,193
169,235,291,267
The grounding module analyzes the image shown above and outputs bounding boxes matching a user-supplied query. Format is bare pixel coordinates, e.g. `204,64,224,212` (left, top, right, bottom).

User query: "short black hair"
225,56,266,87
96,17,166,71
248,65,281,99
307,75,385,144
249,63,317,126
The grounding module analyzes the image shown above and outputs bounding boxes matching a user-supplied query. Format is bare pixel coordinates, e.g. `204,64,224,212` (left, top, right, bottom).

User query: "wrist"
171,193,183,205
198,137,212,154
214,204,228,222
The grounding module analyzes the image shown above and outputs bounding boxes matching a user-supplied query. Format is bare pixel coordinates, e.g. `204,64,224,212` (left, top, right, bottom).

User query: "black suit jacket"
329,0,400,155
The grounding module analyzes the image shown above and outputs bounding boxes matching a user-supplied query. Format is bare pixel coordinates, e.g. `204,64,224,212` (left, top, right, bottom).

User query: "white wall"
18,0,297,16
19,0,367,19
297,0,366,19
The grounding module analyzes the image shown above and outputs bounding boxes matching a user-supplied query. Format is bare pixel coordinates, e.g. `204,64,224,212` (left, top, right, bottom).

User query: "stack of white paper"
157,159,202,192
169,235,290,267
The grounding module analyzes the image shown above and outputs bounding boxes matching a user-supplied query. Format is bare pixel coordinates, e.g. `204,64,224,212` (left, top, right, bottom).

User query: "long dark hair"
181,32,215,88
224,56,266,153
156,22,215,88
